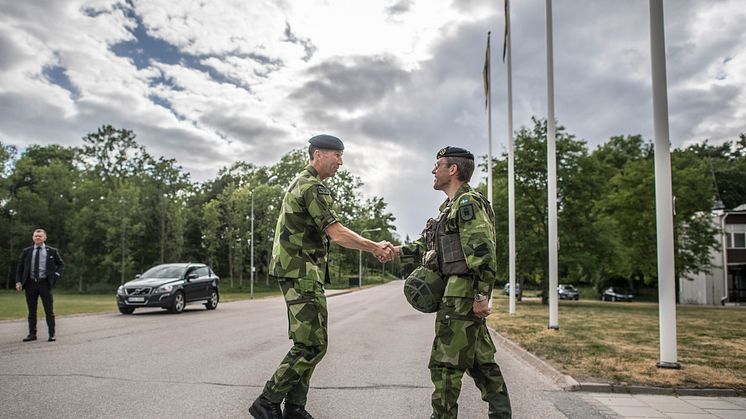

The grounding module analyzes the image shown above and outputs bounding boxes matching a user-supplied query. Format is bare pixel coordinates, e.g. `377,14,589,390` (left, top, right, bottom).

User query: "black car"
601,287,634,302
116,263,219,314
557,284,580,300
503,282,521,296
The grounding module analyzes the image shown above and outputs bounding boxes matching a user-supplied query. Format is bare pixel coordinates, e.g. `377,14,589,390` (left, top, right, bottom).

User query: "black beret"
308,134,344,151
437,146,474,160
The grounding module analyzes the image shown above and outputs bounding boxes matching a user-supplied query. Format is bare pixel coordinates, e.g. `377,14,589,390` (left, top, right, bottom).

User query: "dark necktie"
33,247,40,280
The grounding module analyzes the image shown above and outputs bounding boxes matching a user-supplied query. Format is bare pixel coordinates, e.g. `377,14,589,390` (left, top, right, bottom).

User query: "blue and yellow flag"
483,31,491,109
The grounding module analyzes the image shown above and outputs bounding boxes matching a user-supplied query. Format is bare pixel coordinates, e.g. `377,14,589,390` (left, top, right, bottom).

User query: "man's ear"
448,164,458,176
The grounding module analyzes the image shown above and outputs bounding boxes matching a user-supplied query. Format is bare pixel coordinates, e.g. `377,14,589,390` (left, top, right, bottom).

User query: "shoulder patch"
459,203,474,222
316,185,331,195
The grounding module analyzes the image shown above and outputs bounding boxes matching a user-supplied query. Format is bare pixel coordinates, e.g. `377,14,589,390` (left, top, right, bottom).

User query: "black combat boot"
249,396,282,419
283,403,314,419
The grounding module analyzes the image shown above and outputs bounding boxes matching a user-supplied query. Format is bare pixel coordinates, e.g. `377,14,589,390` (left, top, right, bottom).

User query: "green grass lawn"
488,296,746,389
0,273,396,320
0,285,283,320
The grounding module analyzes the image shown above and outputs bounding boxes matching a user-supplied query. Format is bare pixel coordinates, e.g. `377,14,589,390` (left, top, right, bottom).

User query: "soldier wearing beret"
250,135,395,419
397,146,511,418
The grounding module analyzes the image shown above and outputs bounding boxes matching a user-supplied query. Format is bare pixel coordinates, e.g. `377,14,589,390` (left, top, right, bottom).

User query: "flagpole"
487,33,494,207
505,0,516,316
649,0,679,369
486,31,494,309
545,0,559,330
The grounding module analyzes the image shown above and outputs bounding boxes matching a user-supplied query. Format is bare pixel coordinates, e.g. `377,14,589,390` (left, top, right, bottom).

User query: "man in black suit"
15,229,64,342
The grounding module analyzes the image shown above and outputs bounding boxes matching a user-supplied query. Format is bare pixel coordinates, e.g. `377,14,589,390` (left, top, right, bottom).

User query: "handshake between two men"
373,240,399,263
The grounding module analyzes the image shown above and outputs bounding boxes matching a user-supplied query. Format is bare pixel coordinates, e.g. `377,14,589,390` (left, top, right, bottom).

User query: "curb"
573,383,746,397
487,327,746,398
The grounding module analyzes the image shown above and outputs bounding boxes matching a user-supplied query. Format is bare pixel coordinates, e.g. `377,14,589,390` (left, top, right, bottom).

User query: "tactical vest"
422,200,469,276
422,190,496,277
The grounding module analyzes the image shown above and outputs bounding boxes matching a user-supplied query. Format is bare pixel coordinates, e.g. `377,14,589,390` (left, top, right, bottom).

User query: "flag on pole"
502,0,510,62
483,31,491,109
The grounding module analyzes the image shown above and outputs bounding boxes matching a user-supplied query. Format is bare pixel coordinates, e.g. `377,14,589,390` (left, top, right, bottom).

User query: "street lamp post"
250,176,277,300
359,228,382,288
250,191,254,299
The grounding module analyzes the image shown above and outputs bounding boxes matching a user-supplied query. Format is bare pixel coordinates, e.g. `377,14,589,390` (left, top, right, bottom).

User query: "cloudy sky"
1,0,744,239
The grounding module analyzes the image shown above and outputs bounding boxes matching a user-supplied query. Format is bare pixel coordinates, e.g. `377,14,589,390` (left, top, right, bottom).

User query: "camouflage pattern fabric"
269,164,338,282
428,183,511,418
262,277,328,406
262,164,337,407
404,265,446,313
429,297,511,418
441,183,497,297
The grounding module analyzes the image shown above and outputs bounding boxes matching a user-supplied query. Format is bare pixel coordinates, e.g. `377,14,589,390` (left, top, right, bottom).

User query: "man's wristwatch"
474,293,487,302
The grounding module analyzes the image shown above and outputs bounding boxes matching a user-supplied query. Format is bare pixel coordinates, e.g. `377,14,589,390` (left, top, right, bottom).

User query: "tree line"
2,121,744,297
0,125,398,291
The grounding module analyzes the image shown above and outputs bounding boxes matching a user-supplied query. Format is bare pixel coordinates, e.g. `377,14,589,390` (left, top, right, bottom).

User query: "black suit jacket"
16,245,65,288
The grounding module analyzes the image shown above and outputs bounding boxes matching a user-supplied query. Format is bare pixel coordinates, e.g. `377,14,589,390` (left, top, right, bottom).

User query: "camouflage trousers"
429,296,511,419
262,277,328,406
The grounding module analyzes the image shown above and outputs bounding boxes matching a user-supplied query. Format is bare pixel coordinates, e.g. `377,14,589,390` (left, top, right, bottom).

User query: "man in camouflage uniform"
249,134,395,419
399,146,511,419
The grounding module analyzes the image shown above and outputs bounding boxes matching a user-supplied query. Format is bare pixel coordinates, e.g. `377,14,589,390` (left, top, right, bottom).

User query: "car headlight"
157,284,173,294
117,286,124,295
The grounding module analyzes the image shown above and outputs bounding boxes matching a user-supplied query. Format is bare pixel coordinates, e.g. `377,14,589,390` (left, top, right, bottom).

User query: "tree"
489,117,606,304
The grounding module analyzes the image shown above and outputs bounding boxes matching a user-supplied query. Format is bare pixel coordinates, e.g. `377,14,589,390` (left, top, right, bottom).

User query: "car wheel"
204,289,219,310
169,291,185,314
119,306,135,314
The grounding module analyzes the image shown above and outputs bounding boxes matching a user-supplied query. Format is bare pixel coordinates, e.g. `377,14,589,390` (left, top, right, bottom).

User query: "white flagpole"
506,0,516,316
486,32,494,309
545,0,559,330
487,37,494,208
649,0,679,369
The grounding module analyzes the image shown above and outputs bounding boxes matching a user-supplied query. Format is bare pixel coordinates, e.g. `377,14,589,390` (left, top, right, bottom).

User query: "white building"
680,204,746,306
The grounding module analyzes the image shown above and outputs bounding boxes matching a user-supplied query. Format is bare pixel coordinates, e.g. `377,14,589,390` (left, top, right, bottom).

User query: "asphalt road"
0,281,608,418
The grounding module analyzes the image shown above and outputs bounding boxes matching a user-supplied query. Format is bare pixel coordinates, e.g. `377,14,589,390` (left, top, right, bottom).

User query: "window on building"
726,224,746,249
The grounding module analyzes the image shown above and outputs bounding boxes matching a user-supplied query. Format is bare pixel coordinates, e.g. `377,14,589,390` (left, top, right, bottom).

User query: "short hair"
308,145,319,160
445,156,474,182
34,228,47,237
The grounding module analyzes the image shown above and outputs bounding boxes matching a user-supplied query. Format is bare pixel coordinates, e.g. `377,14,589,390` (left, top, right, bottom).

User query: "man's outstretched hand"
373,241,398,263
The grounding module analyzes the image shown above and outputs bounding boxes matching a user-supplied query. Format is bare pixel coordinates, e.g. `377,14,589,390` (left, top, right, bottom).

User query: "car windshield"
611,287,628,293
141,266,185,279
563,285,577,291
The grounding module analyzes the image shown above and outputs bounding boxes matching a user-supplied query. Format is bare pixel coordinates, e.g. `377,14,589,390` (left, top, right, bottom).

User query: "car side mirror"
135,274,141,279
186,273,198,281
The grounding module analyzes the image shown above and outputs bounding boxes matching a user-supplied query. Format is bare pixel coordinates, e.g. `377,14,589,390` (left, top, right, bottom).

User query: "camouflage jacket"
269,164,339,282
403,183,497,297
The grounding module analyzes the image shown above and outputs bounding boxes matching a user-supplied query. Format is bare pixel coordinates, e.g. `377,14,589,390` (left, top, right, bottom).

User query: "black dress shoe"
283,403,314,419
23,335,37,342
249,396,282,419
48,336,56,342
